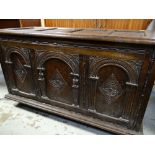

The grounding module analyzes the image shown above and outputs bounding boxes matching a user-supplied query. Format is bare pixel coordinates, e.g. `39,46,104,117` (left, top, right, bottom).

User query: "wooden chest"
0,27,155,134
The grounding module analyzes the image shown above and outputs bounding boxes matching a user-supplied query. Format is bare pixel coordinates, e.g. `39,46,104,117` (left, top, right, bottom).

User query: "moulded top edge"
0,27,155,45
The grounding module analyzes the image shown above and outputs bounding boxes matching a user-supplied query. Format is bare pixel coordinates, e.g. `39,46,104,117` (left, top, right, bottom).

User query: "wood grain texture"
45,19,152,30
44,19,96,28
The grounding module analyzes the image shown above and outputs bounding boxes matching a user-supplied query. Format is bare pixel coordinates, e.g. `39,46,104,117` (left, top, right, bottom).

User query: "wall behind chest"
44,19,152,30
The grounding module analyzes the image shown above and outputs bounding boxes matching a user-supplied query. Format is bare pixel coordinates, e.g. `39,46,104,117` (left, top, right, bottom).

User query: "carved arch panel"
35,50,79,106
2,46,35,96
88,56,142,120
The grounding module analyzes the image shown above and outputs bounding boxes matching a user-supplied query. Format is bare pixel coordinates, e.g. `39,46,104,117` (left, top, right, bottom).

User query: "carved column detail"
70,72,79,106
37,67,46,97
88,75,99,111
79,55,89,109
122,82,138,122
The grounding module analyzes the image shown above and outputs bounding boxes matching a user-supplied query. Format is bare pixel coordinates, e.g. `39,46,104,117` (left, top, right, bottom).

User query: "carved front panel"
89,56,142,120
1,46,35,96
95,65,129,117
12,53,31,92
45,59,75,104
36,50,79,106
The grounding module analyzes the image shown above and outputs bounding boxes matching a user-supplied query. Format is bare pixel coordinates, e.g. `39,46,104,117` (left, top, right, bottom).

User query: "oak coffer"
0,27,155,134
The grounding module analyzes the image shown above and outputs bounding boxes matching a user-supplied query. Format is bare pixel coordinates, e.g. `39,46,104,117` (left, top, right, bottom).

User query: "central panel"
35,50,79,107
45,58,74,105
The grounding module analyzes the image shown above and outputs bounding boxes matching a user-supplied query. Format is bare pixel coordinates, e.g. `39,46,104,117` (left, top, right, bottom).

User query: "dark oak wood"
0,27,155,134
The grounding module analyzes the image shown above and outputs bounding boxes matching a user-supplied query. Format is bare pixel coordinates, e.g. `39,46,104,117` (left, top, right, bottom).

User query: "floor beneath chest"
0,65,155,135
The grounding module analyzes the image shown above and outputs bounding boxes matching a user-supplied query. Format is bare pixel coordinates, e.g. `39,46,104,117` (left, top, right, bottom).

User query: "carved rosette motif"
49,69,67,91
99,73,123,104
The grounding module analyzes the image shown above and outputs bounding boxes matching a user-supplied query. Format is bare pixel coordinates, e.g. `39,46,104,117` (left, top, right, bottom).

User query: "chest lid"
0,27,155,45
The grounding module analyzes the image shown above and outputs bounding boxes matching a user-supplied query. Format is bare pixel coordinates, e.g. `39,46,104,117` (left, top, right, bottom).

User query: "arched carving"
89,56,140,83
4,46,30,65
36,50,79,73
